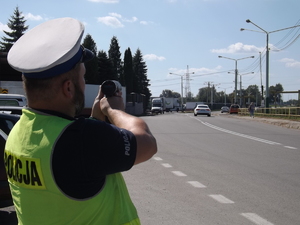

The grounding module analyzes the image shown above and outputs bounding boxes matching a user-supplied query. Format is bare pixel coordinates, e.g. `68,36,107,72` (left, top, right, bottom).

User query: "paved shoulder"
216,112,300,130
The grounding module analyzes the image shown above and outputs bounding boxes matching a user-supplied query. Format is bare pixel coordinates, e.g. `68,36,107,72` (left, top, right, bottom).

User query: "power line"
272,19,300,51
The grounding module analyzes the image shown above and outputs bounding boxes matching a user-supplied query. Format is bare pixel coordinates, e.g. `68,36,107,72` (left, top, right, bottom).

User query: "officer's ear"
61,79,74,99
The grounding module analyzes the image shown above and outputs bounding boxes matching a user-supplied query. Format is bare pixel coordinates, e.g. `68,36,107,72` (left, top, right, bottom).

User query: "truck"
164,97,181,112
151,97,182,114
151,98,164,114
184,102,204,111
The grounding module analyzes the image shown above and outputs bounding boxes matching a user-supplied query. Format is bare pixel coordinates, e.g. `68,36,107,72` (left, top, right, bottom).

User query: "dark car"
0,112,20,207
229,104,240,114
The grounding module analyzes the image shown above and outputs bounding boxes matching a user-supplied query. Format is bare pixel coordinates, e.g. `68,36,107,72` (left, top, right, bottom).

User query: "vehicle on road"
151,98,164,114
194,104,211,117
185,102,204,111
0,106,24,115
0,94,27,107
221,106,229,113
229,104,240,114
0,112,20,207
151,97,182,113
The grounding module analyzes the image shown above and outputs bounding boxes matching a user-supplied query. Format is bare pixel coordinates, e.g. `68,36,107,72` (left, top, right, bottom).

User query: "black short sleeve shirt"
51,117,137,199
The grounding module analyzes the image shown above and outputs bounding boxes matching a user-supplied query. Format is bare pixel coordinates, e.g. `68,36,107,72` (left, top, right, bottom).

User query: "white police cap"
8,17,94,78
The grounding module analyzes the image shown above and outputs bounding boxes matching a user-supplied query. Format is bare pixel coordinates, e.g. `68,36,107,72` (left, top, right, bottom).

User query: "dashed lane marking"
284,146,297,150
241,213,274,225
153,157,163,161
187,181,206,188
162,163,172,168
209,194,234,204
172,171,187,177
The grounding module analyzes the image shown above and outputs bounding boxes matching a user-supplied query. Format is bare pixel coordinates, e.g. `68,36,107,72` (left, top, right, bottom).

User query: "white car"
194,104,211,117
221,106,229,113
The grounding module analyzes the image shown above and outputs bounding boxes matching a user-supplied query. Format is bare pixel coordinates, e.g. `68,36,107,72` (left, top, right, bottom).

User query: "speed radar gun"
101,80,122,97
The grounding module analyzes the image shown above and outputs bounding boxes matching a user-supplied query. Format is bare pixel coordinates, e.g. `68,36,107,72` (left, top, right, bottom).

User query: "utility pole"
185,65,194,99
259,52,264,106
219,55,254,104
241,20,300,111
204,81,213,104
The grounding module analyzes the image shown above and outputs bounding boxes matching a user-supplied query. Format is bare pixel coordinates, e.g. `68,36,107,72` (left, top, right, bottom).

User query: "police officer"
5,17,157,225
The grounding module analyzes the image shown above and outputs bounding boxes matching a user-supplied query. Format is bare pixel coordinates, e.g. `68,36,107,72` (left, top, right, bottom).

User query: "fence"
239,107,300,120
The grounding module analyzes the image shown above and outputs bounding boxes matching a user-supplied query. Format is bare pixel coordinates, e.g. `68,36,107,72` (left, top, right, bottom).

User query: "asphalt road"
124,112,300,225
1,112,299,225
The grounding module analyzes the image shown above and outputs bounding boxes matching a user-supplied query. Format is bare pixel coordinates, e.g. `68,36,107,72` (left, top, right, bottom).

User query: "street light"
218,86,232,105
241,19,300,110
218,55,254,104
169,72,184,108
228,71,254,106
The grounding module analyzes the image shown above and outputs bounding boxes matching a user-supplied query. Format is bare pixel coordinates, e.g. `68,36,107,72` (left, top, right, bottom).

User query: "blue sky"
1,0,299,101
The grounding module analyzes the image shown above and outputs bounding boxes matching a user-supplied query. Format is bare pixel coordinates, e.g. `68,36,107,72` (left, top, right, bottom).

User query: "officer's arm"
100,97,157,165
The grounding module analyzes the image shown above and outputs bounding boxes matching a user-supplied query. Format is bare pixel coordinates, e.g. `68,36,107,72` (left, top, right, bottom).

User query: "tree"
108,36,121,81
195,87,208,103
0,6,29,51
82,34,99,84
172,92,181,98
133,48,151,111
133,49,148,92
123,48,134,94
160,90,173,98
269,83,284,104
186,91,194,102
97,50,113,84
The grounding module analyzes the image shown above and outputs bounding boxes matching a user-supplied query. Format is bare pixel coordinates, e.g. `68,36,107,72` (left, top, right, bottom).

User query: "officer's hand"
90,86,106,121
100,94,125,117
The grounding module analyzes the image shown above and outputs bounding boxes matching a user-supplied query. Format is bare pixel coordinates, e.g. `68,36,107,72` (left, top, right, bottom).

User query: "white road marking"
162,163,172,168
172,171,187,176
284,146,297,149
153,157,163,161
187,181,206,188
241,213,274,225
209,194,234,204
192,117,282,146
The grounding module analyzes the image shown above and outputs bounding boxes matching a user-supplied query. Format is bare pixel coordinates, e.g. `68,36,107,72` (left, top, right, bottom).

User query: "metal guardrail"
239,107,300,119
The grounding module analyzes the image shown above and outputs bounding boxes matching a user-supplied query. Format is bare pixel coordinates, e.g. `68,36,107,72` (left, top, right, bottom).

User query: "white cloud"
109,13,122,18
97,13,139,28
108,13,137,23
123,17,138,23
23,13,43,21
140,21,154,25
168,66,221,75
279,58,300,68
88,0,119,3
0,22,10,33
144,54,166,61
97,16,124,28
211,42,263,54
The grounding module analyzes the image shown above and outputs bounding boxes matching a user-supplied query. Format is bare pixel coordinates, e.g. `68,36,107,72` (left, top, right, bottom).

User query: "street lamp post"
218,86,232,105
218,55,254,104
241,19,300,111
169,72,184,108
228,71,254,106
